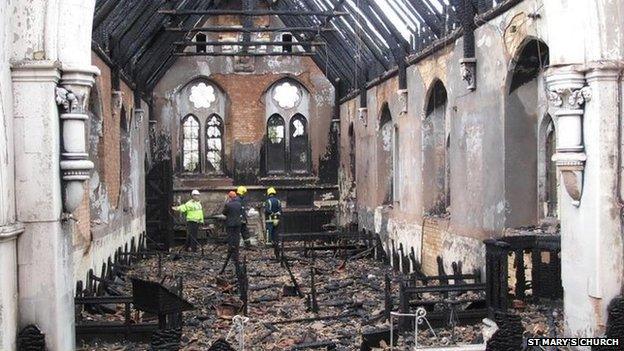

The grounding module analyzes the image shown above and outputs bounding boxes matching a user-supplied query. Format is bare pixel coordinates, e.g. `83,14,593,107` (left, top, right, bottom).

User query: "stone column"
0,29,22,348
547,64,624,338
0,224,23,351
11,61,96,351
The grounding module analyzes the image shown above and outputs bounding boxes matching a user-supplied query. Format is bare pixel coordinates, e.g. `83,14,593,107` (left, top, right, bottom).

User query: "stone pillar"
11,61,97,351
547,64,624,338
0,20,22,346
0,224,23,351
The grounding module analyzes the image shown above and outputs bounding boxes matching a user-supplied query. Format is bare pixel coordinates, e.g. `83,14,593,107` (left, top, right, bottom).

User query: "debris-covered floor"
77,241,564,350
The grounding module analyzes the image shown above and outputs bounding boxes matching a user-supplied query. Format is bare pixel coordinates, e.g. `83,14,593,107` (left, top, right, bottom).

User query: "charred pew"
276,229,373,259
398,269,487,331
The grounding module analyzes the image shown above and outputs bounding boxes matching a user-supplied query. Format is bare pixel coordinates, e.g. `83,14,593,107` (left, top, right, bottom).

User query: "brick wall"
421,217,448,275
93,54,121,209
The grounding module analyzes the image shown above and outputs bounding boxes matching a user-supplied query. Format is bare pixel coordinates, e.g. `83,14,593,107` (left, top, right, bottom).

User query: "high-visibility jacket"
176,200,204,223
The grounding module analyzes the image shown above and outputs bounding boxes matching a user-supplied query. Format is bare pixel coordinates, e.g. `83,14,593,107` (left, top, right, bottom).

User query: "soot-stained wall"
70,51,148,283
152,15,336,219
153,57,334,186
338,0,556,276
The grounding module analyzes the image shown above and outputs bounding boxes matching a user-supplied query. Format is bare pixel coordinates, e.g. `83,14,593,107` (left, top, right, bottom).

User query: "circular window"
189,82,217,109
273,81,301,109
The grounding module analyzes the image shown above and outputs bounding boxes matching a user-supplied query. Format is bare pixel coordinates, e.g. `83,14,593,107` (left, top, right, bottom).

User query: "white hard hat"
191,189,200,195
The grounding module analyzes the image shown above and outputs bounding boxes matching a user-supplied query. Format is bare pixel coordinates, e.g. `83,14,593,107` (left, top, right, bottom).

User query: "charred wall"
152,14,336,224
71,51,149,283
338,0,554,276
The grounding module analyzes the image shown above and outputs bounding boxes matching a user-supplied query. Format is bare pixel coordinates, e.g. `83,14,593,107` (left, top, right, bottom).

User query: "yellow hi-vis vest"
176,200,204,223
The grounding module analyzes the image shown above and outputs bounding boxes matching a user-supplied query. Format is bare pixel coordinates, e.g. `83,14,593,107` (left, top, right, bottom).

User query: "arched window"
423,80,449,215
378,105,394,205
543,115,558,218
182,115,200,173
505,39,549,227
348,123,356,182
206,114,224,174
289,114,310,173
266,114,286,174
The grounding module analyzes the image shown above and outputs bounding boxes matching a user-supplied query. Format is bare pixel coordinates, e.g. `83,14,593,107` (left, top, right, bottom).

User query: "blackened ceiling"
92,0,508,98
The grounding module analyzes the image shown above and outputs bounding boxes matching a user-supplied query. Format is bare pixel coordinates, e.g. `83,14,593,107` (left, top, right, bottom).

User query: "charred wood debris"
74,230,565,351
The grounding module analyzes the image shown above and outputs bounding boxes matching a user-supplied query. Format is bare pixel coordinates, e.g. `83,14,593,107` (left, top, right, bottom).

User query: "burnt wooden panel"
145,160,173,250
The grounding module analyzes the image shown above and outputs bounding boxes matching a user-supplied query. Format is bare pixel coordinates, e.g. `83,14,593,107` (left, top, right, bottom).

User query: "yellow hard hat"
237,186,248,196
267,187,277,195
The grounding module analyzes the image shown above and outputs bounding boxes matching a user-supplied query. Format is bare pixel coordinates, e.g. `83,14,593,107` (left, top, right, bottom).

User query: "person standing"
172,189,204,252
220,191,244,276
236,186,253,248
264,187,281,245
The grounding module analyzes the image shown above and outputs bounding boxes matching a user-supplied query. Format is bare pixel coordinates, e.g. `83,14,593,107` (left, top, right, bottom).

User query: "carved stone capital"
459,57,477,91
546,86,591,109
112,90,124,113
545,68,591,206
55,87,85,114
56,82,96,213
397,89,408,115
358,107,368,126
134,108,145,130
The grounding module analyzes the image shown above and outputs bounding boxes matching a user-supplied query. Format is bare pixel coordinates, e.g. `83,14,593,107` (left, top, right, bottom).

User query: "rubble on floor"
76,241,564,350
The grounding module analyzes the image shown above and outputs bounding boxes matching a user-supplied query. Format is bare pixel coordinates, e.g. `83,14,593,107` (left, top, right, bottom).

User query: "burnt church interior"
4,0,624,350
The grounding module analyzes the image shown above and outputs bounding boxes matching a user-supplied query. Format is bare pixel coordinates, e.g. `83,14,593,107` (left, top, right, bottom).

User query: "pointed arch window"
206,114,224,174
543,115,558,218
379,106,394,205
349,123,356,182
423,80,449,215
267,114,286,174
290,114,310,173
182,115,200,173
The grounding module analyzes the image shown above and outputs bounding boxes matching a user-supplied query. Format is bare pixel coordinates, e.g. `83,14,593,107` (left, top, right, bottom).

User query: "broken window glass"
290,114,309,173
182,116,200,172
266,114,286,173
273,81,301,109
268,118,285,144
206,115,223,174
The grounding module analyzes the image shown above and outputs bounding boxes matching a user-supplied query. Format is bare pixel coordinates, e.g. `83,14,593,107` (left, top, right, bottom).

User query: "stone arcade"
0,0,623,350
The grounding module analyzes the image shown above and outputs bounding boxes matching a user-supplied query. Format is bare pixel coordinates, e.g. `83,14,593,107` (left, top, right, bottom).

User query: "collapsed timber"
73,230,564,350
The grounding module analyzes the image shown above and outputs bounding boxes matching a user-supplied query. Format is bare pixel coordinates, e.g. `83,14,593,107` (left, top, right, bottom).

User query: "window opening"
290,114,310,173
282,33,293,53
195,33,207,53
273,81,301,109
182,116,200,172
206,115,224,174
266,114,286,173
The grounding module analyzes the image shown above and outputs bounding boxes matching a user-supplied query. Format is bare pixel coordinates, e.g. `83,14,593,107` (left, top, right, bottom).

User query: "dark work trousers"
222,226,242,278
241,222,251,245
185,221,200,252
266,221,279,243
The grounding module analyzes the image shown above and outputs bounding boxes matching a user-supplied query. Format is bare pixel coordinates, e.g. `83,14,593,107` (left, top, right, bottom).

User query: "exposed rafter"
92,0,500,99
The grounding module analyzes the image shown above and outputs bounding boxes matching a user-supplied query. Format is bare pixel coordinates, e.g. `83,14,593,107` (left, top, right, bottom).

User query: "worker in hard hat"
264,187,281,245
172,189,204,252
220,191,244,277
236,186,253,248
